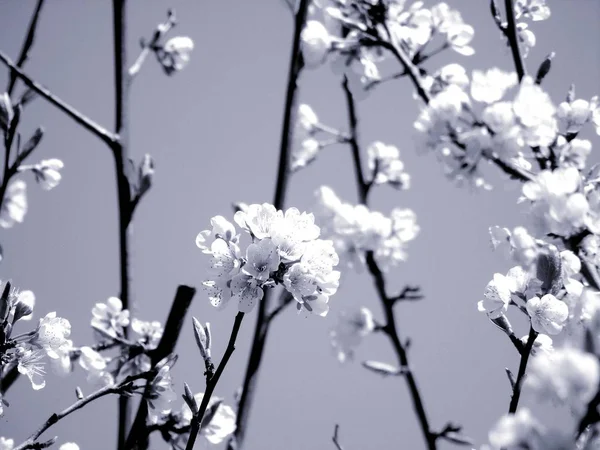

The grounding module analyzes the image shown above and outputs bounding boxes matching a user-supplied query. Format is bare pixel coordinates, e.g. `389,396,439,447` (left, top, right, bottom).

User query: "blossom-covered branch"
13,371,153,450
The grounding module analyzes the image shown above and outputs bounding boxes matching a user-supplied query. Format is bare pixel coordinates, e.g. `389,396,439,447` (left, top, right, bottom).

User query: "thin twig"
13,371,152,450
503,0,527,81
7,0,45,96
342,76,369,204
228,1,310,448
185,312,245,450
0,51,117,146
508,326,537,413
332,424,344,450
129,10,177,79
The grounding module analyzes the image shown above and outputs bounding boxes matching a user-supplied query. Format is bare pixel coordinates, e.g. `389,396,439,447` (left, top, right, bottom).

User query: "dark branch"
7,0,45,96
0,51,117,145
508,326,537,413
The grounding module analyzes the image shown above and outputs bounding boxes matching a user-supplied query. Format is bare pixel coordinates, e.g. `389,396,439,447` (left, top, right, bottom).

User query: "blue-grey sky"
1,1,599,449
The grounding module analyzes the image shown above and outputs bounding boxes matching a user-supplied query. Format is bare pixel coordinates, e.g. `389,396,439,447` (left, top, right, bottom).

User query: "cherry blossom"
526,294,568,335
91,297,130,338
180,393,236,445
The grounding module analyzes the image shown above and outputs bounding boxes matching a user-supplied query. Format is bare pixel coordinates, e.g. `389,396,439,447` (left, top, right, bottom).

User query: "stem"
0,51,117,146
344,80,437,450
332,424,344,450
366,253,437,450
13,372,151,450
112,1,133,448
508,326,537,413
503,0,527,81
228,1,310,448
185,312,245,450
342,77,369,204
7,0,45,96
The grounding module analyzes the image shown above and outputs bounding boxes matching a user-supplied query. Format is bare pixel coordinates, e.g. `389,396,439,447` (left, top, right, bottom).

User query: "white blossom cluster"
0,281,70,398
314,186,419,271
301,0,474,96
197,204,340,316
513,0,551,57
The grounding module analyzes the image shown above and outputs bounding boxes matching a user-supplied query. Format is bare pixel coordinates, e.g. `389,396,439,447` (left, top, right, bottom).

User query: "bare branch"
0,51,117,146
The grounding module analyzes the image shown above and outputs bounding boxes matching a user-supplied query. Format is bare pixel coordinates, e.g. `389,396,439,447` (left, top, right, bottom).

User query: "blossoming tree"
0,0,600,449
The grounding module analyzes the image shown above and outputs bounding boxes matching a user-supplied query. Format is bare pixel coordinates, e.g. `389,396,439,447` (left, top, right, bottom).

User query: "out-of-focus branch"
343,79,438,450
125,285,196,450
7,0,45,96
228,1,311,448
185,312,245,450
503,0,527,81
508,326,537,413
332,424,344,450
0,51,117,146
13,371,152,450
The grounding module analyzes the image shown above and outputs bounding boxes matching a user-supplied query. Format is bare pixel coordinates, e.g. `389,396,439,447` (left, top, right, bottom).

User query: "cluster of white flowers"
197,204,340,316
415,67,564,188
520,166,600,237
313,186,419,271
301,1,474,96
0,281,72,394
367,141,410,189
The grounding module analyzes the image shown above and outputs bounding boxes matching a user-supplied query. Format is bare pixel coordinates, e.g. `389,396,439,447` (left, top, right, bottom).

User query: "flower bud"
138,154,154,197
182,382,198,415
192,317,211,360
535,52,554,85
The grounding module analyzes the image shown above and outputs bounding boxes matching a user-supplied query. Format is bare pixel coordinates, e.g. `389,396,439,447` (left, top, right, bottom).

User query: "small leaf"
17,88,38,108
490,314,514,336
536,248,562,296
441,431,475,446
19,127,44,161
535,52,555,85
192,317,209,359
200,398,223,430
182,382,198,414
362,360,405,377
505,368,516,389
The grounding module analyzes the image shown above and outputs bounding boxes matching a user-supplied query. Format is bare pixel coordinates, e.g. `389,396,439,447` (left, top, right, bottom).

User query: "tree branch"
0,51,117,146
503,0,527,81
13,371,152,450
124,285,196,450
342,78,438,450
7,0,45,96
508,326,537,413
185,312,245,450
228,1,310,448
332,424,344,450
